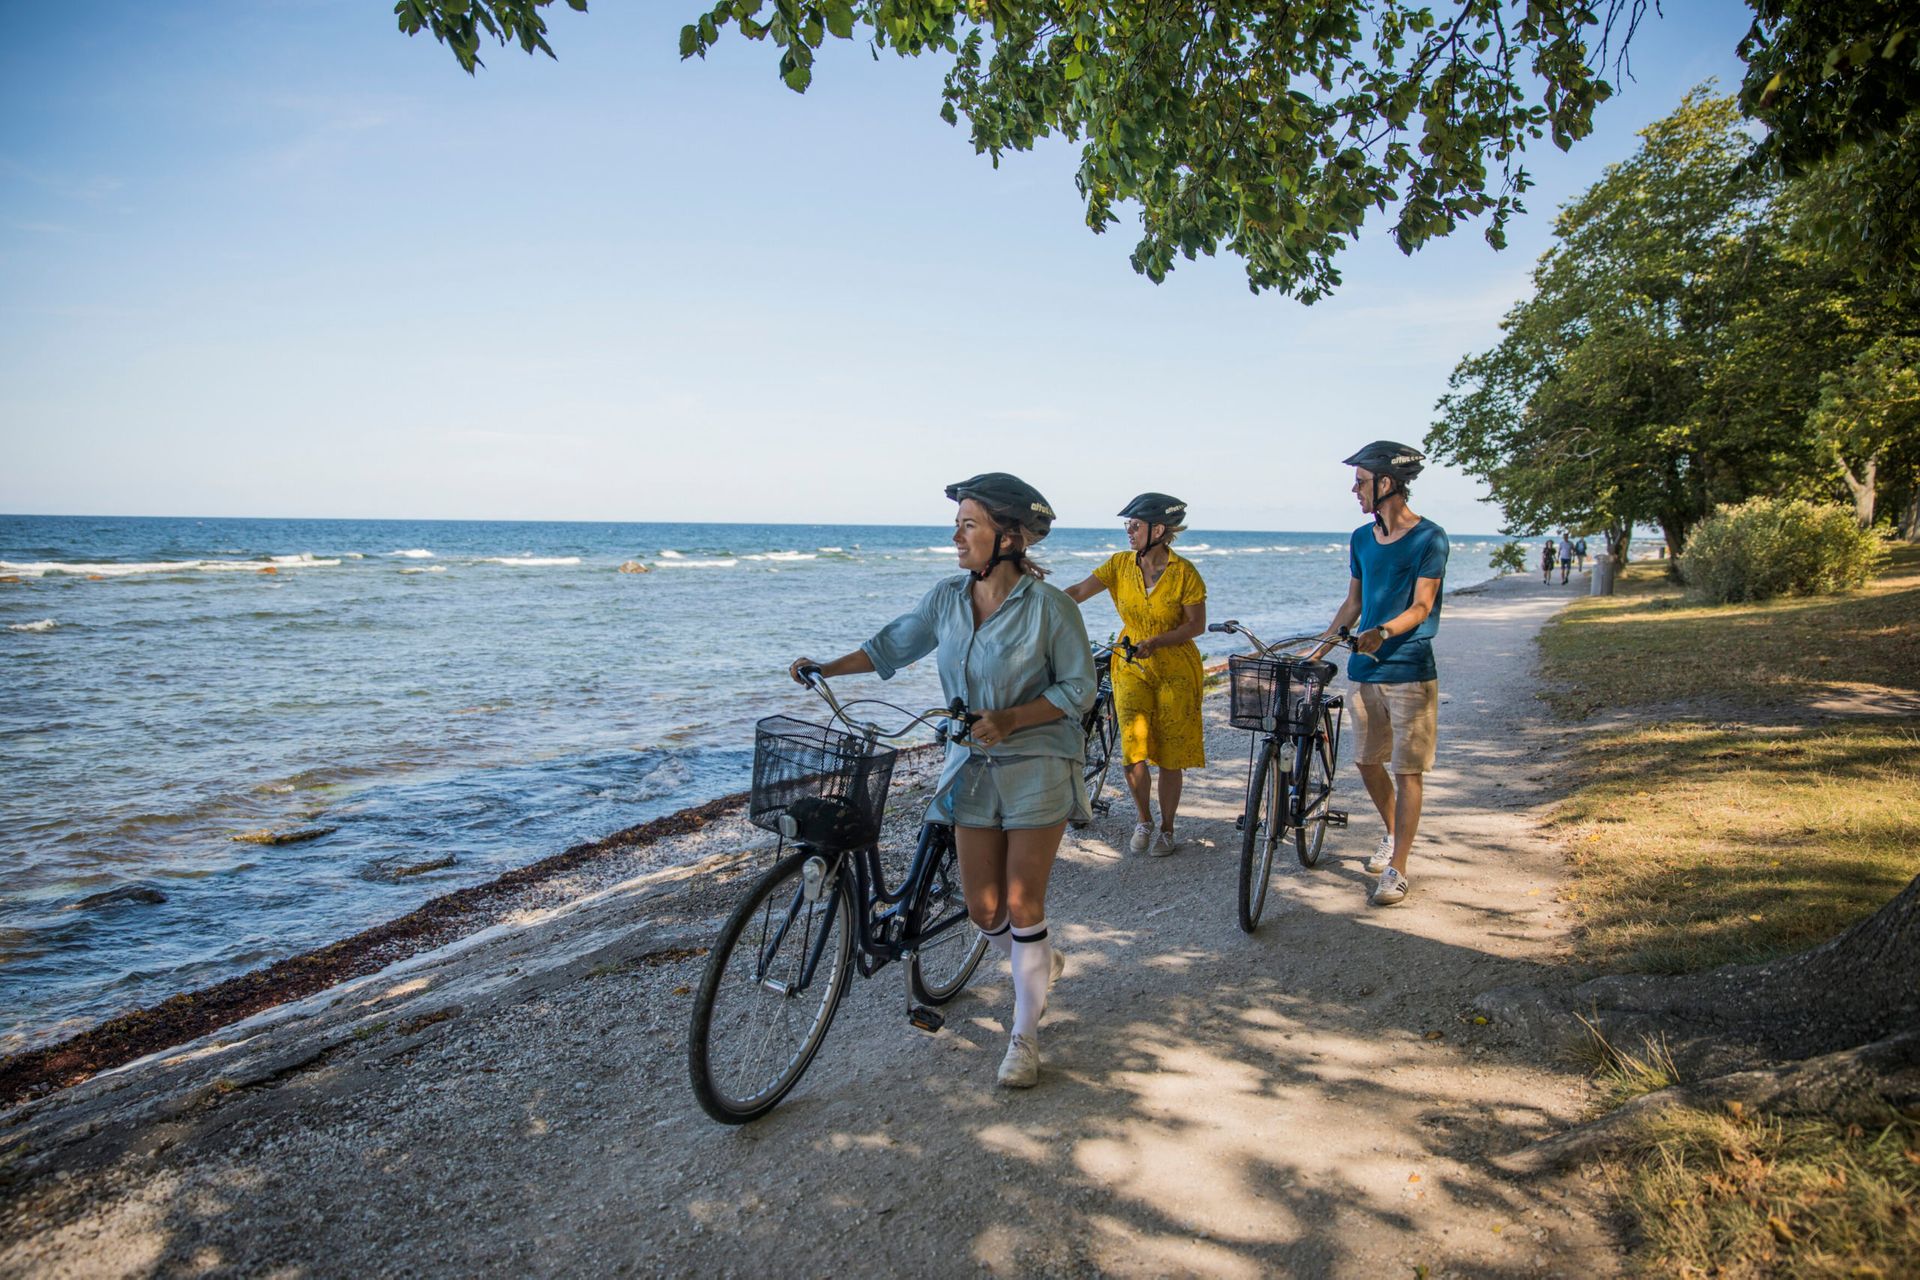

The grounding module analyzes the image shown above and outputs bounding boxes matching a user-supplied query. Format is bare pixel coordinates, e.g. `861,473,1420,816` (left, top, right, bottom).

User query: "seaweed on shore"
0,789,749,1110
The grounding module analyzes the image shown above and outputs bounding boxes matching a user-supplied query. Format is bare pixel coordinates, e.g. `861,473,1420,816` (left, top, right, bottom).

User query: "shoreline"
1,567,1549,1110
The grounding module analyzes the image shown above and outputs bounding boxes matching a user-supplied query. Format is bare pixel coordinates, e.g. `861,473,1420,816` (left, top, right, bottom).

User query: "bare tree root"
1493,1030,1920,1175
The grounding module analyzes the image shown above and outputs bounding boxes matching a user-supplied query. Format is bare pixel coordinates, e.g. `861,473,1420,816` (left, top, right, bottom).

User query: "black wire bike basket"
1227,655,1338,735
749,716,897,850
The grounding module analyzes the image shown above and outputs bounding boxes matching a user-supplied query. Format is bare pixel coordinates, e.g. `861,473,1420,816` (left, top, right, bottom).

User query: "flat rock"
231,826,339,846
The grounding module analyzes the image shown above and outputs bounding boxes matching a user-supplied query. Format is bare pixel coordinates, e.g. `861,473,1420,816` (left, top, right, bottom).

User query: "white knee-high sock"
1010,920,1052,1039
982,918,1013,959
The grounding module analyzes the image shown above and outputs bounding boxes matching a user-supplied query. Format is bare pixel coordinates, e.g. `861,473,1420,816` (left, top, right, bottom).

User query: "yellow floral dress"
1092,551,1207,770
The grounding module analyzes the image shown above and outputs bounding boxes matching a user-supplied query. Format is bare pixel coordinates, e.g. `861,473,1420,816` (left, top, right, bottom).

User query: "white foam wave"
8,618,56,633
653,557,738,569
0,558,337,578
400,566,448,575
741,551,816,562
388,549,434,559
1069,550,1111,558
481,556,581,567
921,546,955,553
658,550,685,559
817,546,843,553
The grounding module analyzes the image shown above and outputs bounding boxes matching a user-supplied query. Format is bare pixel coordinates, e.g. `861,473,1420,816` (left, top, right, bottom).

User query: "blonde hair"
990,517,1050,580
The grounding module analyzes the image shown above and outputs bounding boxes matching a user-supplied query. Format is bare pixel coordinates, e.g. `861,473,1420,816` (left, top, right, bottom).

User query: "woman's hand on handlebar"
970,708,1018,748
787,656,822,687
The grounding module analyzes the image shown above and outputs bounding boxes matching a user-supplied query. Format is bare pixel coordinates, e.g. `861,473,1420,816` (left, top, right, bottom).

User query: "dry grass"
1539,544,1920,720
1604,1108,1920,1279
1550,718,1920,973
1538,544,1920,1276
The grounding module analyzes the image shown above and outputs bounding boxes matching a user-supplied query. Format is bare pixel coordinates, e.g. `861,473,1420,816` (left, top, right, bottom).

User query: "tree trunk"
1901,484,1920,542
1477,872,1920,1078
1837,452,1878,528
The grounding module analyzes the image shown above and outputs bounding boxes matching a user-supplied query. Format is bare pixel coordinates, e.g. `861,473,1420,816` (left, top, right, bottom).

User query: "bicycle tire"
688,849,854,1124
1074,696,1117,828
907,825,989,1005
1238,741,1283,933
1294,709,1339,868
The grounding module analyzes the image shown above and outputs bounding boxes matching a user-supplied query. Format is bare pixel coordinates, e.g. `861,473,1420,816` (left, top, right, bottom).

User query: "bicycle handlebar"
795,665,979,744
1208,620,1354,658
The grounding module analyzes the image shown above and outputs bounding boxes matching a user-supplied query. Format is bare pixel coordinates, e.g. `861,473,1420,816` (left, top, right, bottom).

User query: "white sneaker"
1365,833,1394,874
1151,829,1178,857
1371,867,1410,907
1128,822,1153,854
996,1033,1041,1088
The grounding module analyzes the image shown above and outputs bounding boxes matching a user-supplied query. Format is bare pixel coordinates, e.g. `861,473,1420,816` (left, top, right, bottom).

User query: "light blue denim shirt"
862,573,1095,799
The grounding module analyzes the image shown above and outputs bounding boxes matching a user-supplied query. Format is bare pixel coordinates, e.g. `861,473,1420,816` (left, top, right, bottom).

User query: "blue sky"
1,1,1755,532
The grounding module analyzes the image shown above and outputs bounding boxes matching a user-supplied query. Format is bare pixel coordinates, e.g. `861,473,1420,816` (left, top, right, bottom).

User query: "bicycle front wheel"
908,824,989,1004
1295,711,1339,868
688,849,855,1124
1238,741,1285,933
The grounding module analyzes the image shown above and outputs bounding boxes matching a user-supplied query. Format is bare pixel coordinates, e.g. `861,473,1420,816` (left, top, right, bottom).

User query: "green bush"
1489,541,1529,575
1679,498,1888,604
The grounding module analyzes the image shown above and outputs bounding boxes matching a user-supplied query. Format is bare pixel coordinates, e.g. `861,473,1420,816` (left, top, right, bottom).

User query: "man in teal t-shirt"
1312,441,1449,907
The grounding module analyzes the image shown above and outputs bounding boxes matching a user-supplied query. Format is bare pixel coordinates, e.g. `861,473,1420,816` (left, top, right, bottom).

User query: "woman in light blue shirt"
789,474,1094,1090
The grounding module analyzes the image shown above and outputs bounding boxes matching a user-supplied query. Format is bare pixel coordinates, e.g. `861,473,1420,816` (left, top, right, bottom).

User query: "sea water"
0,516,1500,1051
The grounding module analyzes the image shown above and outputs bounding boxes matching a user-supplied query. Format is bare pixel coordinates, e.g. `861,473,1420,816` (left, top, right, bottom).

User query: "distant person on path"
789,474,1093,1089
1574,536,1588,571
1064,494,1207,856
1311,442,1448,907
1541,538,1556,583
1559,533,1574,584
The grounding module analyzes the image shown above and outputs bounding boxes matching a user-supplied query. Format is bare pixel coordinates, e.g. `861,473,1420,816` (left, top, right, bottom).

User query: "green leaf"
783,61,812,91
678,23,699,57
823,1,854,40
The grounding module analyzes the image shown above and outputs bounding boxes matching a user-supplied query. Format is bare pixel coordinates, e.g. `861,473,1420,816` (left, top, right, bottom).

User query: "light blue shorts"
931,754,1089,831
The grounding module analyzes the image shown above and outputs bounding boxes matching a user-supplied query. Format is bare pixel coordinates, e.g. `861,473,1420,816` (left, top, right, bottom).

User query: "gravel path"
1,572,1621,1279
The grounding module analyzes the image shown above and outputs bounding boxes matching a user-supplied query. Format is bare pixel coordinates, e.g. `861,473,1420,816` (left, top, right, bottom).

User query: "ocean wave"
387,549,434,559
400,566,448,575
7,619,57,633
480,556,581,567
653,557,738,569
817,546,844,553
0,557,338,578
741,551,816,562
658,550,684,559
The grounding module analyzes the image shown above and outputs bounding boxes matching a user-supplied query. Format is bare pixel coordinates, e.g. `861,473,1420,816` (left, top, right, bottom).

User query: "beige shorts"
1348,679,1439,774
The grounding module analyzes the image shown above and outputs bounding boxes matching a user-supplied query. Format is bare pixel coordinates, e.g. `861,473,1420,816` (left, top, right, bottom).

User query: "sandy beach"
1,568,1623,1278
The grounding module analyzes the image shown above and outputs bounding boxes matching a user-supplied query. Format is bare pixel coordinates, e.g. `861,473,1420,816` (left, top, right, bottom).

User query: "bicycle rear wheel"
1074,696,1116,828
907,824,989,1004
1238,741,1285,933
1294,709,1340,867
688,849,854,1124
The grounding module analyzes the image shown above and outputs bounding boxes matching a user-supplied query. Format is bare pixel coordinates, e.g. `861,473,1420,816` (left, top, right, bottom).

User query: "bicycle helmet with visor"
945,472,1057,578
1341,441,1426,530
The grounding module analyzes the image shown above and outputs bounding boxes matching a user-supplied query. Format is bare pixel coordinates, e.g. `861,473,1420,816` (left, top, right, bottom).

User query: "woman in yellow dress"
1064,494,1207,855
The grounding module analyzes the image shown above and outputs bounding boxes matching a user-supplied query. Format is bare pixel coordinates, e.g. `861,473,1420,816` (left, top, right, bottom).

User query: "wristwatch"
1375,625,1393,642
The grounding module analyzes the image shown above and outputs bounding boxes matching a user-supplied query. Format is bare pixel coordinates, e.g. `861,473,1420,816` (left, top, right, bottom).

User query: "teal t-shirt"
1347,520,1449,683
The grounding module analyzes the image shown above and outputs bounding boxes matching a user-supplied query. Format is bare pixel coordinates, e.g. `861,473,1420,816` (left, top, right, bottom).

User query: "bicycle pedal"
1234,814,1246,831
907,1005,945,1034
1327,809,1349,827
1091,798,1112,814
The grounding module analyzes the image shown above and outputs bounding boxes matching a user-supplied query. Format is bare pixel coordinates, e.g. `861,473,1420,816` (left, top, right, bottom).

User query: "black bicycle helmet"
1117,493,1187,530
1341,441,1425,528
945,472,1057,578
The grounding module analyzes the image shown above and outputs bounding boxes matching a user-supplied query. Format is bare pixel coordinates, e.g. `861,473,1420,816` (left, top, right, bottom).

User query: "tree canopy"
398,0,1646,300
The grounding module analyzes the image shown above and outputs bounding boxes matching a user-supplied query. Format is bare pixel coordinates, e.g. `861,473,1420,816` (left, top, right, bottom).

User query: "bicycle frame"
748,671,979,995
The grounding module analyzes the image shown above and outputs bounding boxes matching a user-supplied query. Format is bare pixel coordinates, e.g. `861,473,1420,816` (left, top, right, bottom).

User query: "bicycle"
1207,621,1355,933
687,669,991,1124
1073,636,1137,828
